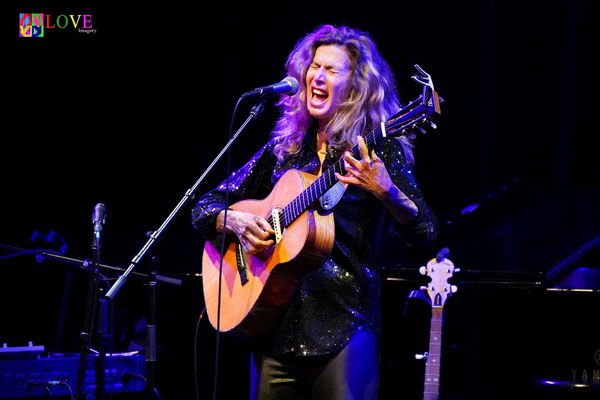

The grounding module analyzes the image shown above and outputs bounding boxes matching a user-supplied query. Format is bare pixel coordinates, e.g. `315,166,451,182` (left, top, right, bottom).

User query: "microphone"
241,76,299,99
92,203,106,233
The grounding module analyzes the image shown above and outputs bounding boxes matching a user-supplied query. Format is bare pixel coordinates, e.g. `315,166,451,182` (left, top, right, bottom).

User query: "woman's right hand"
216,209,275,254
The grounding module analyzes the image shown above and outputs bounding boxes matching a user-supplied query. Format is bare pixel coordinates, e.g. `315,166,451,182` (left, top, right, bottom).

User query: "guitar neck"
424,307,443,400
279,92,437,228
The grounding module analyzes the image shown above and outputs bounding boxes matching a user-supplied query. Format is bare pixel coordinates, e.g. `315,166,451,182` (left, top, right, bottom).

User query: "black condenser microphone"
92,203,106,233
241,76,299,99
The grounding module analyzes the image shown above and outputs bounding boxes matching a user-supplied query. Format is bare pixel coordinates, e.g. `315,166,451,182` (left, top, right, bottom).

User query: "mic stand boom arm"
0,243,182,287
105,100,265,300
104,99,266,400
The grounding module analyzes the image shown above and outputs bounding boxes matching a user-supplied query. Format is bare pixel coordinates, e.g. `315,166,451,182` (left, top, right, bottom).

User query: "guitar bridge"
235,242,249,285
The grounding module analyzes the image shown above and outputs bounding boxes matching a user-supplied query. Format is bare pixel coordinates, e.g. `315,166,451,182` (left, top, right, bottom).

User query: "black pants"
250,329,378,400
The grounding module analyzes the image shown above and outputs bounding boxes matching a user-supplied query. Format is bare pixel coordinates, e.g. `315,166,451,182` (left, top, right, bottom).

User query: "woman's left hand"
335,136,395,200
335,135,418,224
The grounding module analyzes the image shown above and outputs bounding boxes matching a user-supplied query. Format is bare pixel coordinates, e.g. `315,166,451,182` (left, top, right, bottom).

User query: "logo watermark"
19,13,96,37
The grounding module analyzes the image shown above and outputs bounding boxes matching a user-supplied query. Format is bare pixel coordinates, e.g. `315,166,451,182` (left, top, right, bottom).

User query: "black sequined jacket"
191,131,438,357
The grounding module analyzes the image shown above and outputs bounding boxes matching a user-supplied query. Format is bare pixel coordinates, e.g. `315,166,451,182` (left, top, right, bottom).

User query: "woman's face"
305,44,352,125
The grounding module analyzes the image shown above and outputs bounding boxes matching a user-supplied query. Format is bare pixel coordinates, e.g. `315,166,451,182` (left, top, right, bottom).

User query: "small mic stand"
104,98,266,399
0,242,183,399
75,207,107,400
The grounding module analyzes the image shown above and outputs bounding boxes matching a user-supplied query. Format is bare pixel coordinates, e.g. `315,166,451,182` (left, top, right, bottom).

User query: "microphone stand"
104,99,266,400
75,209,106,400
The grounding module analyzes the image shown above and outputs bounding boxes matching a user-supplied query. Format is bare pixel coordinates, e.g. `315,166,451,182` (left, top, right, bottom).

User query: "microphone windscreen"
283,76,299,95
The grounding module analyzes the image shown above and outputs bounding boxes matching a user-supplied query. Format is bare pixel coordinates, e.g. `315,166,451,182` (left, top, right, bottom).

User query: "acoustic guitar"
202,65,443,339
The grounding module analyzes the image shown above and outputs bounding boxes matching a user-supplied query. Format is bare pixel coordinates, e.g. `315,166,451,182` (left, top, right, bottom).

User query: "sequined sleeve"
191,138,278,239
376,137,438,247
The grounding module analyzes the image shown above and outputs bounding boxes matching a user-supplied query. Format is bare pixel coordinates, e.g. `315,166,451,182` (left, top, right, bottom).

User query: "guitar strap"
320,181,347,210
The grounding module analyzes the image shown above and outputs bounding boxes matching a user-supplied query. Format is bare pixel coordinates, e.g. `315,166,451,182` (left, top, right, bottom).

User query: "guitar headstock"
384,64,442,138
419,248,458,309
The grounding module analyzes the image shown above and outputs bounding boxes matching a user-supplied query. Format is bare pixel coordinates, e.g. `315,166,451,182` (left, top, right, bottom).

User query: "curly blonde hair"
272,24,414,163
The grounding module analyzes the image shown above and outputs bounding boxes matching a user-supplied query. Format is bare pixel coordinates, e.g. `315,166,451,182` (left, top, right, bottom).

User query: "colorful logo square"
20,13,44,37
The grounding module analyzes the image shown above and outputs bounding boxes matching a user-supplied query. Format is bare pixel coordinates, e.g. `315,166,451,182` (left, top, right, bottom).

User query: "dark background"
1,1,598,399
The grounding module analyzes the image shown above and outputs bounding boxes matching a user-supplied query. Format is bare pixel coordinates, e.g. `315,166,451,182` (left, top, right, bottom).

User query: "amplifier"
0,352,145,399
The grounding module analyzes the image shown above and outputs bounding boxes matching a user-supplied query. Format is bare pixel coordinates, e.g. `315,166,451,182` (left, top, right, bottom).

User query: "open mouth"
311,87,328,104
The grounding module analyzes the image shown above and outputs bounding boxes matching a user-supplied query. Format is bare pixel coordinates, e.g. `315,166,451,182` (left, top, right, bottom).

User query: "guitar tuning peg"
455,268,461,273
416,126,427,135
451,285,458,294
428,121,437,130
415,352,429,360
419,266,427,275
420,286,427,291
